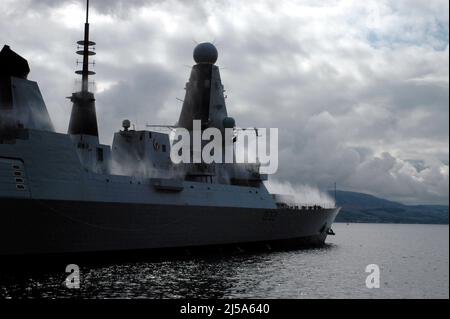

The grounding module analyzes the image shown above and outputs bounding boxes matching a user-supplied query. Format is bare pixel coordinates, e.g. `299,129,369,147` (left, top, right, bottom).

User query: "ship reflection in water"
0,223,448,299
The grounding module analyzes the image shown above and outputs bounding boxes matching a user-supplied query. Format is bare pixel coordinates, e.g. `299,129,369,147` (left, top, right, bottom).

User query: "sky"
0,0,448,205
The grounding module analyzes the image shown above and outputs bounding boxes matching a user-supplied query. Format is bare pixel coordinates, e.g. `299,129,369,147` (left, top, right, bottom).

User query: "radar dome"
122,119,131,131
223,117,235,129
193,42,218,64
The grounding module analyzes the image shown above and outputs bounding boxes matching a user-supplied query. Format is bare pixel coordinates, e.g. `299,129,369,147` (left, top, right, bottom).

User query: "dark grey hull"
0,198,339,256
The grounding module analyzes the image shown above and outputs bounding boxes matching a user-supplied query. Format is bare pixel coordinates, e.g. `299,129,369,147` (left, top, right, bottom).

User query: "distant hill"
329,190,449,224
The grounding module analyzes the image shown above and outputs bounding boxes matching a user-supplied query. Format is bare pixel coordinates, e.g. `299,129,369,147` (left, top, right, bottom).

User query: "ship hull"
0,197,339,256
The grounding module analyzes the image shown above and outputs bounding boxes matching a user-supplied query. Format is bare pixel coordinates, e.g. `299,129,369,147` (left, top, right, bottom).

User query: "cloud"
0,0,448,204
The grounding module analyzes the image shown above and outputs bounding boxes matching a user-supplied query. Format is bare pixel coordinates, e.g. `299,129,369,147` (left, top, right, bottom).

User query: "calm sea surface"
0,223,448,299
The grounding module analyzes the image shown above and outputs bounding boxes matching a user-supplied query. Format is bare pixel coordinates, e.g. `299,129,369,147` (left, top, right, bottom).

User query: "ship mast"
68,0,99,137
78,0,95,92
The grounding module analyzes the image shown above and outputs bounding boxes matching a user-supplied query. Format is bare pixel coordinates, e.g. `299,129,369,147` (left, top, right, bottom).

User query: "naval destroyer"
0,1,339,257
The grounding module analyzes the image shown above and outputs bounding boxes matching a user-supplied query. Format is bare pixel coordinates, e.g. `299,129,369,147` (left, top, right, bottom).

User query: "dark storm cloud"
20,0,159,14
95,62,179,135
0,0,448,204
26,0,210,20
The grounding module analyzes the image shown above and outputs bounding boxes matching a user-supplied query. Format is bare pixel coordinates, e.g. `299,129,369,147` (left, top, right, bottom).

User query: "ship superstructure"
0,1,339,256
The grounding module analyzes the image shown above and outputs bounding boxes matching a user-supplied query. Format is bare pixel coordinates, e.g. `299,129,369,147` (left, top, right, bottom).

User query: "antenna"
86,0,89,23
75,0,96,93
